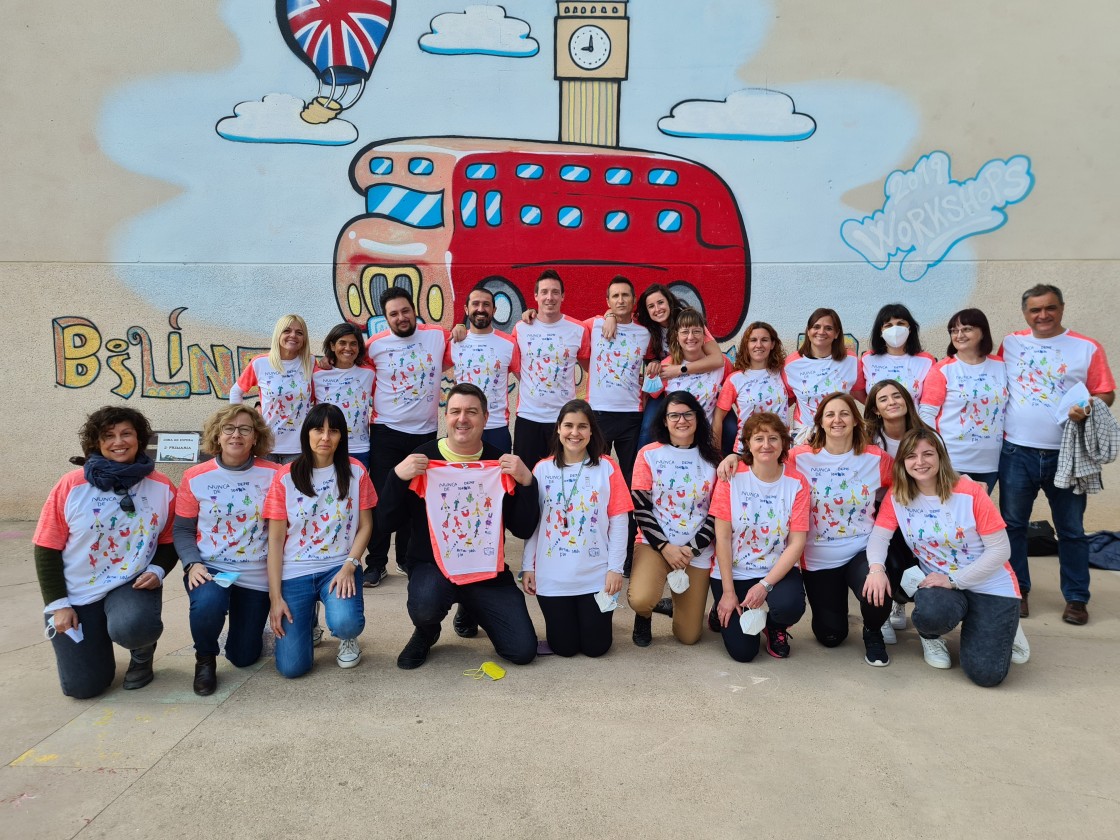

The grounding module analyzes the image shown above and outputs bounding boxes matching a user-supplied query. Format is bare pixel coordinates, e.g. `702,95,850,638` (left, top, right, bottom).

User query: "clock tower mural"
555,2,631,147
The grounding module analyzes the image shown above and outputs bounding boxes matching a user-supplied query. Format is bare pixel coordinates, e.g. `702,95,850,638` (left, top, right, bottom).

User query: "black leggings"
536,593,613,658
709,570,805,663
802,550,892,647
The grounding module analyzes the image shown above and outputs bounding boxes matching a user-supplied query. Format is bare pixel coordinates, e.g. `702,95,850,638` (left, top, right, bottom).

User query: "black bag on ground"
1026,520,1058,556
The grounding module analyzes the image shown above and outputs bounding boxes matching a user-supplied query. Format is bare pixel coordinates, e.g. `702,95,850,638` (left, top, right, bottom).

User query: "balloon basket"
301,96,343,124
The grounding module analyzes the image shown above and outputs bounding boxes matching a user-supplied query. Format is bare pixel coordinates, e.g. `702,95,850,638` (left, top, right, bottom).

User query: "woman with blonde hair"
174,405,278,695
230,314,315,464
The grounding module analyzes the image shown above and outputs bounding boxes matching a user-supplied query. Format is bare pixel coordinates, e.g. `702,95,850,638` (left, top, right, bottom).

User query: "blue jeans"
964,471,998,494
637,394,666,450
274,565,365,678
184,572,270,666
481,425,513,454
406,562,537,665
47,583,163,699
912,587,1019,687
998,442,1090,603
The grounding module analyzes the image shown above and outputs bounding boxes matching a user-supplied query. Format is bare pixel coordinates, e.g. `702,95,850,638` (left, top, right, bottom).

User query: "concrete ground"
1,522,1118,840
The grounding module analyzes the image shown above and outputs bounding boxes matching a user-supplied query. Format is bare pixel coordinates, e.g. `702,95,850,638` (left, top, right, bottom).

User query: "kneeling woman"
34,407,177,698
523,400,633,657
265,404,375,677
710,413,809,662
175,406,278,695
787,393,894,666
865,429,1022,687
628,391,721,646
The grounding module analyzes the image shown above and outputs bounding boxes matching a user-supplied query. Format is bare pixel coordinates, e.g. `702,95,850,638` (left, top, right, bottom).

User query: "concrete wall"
3,1,1118,524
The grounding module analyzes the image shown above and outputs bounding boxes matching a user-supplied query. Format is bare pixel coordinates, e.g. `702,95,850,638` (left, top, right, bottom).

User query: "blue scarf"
82,453,156,493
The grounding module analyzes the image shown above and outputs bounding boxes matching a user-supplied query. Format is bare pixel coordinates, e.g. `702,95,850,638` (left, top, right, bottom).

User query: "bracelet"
604,313,617,319
867,568,886,575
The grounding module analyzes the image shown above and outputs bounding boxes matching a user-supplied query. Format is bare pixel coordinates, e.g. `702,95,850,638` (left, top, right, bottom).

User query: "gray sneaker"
336,638,361,669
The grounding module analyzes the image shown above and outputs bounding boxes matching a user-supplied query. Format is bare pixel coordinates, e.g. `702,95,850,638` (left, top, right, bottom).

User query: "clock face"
569,24,611,70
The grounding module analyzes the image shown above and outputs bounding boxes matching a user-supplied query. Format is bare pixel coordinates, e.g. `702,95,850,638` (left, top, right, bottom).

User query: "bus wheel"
480,277,525,332
668,281,705,317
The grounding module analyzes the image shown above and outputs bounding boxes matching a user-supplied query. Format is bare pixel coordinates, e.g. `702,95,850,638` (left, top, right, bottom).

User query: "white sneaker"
1011,622,1030,665
920,637,951,670
889,601,908,630
336,638,361,669
881,619,897,645
312,624,324,647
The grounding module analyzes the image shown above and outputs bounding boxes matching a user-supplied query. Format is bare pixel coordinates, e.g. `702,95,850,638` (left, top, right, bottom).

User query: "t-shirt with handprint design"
717,368,791,453
512,316,591,423
783,351,864,430
263,459,377,579
921,356,1007,472
366,324,448,434
859,351,936,400
234,355,313,455
177,457,279,591
33,470,176,606
659,355,732,424
585,317,650,412
786,444,893,571
410,461,516,583
999,329,1115,449
313,364,375,454
444,330,519,429
709,463,810,580
631,442,717,569
875,477,1019,598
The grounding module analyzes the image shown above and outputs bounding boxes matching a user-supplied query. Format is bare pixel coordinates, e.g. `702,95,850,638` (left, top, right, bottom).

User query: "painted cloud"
841,151,1034,282
419,5,538,56
658,88,816,142
216,93,358,146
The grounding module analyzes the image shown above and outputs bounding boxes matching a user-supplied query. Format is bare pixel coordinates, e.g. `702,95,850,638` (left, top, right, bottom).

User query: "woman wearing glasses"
919,309,1008,493
650,308,730,425
174,406,279,695
33,407,177,698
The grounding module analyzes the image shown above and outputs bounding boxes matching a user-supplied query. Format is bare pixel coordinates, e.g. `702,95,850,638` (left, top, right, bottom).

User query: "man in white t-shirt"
998,284,1115,625
364,287,449,587
510,270,590,471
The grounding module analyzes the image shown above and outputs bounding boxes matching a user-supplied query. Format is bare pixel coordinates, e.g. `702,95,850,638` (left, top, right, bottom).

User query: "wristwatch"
690,546,702,557
760,579,774,593
680,364,689,375
947,575,959,590
346,557,362,568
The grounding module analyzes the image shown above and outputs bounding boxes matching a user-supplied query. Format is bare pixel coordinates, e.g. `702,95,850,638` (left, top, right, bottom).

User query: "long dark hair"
864,380,928,448
653,390,722,467
321,323,368,367
635,283,685,359
869,303,924,356
291,404,352,499
549,399,605,467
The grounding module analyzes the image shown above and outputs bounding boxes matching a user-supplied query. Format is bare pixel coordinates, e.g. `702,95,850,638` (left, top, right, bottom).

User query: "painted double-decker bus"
334,136,750,339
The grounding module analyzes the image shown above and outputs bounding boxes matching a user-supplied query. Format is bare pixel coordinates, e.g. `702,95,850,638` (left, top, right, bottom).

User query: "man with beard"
446,284,519,454
363,287,449,587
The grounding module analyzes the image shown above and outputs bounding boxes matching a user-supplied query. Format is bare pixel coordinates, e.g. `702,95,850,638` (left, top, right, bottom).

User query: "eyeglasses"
678,328,705,337
221,425,255,437
119,493,135,514
948,326,976,337
666,411,697,422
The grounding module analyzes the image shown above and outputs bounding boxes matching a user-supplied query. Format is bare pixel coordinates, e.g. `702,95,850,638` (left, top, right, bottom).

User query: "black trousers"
367,424,436,572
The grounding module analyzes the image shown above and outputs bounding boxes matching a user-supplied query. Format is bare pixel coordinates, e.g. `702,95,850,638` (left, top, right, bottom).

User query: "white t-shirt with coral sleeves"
783,351,864,429
920,355,1007,472
232,356,313,455
585,317,650,413
512,316,591,423
859,351,936,400
313,364,375,454
716,368,791,453
445,330,519,429
366,324,448,434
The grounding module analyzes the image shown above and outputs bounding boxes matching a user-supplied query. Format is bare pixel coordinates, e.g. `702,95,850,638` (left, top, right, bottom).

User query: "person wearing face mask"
919,309,1008,493
860,304,936,401
784,308,865,443
715,321,791,455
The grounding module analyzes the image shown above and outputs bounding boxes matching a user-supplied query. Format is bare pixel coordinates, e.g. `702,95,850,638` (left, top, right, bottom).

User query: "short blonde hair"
200,405,273,458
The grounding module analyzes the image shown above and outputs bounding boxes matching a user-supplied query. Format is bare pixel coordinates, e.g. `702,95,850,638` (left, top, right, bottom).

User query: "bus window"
648,168,679,186
461,191,478,227
409,157,434,175
369,157,393,176
605,167,632,185
516,163,544,179
605,211,630,231
485,191,502,226
558,206,582,228
520,205,542,225
466,163,496,180
560,165,591,182
657,210,683,232
366,184,443,228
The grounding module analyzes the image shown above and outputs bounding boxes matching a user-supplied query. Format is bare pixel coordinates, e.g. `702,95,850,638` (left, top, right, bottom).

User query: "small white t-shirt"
660,356,731,424
783,351,864,429
631,443,717,569
859,351,936,400
313,364,375,454
445,330,519,429
716,368,791,453
585,317,651,413
232,355,313,455
786,444,893,571
366,325,448,434
921,356,1007,472
512,316,591,423
176,458,280,591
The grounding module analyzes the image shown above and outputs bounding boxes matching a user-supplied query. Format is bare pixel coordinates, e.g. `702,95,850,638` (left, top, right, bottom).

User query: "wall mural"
66,1,1033,401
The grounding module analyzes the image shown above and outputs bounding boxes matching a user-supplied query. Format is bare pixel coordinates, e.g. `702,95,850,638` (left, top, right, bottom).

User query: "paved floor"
1,521,1118,839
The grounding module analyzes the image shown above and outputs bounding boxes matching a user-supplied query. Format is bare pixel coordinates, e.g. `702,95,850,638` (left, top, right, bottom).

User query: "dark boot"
123,642,157,690
193,654,217,696
453,605,479,638
632,614,652,647
652,597,674,617
397,627,440,670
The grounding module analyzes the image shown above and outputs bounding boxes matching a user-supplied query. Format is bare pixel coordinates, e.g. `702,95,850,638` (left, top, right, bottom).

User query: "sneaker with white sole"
863,626,890,667
920,636,951,669
312,624,324,647
889,601,908,630
1011,622,1030,665
336,638,361,668
881,619,897,645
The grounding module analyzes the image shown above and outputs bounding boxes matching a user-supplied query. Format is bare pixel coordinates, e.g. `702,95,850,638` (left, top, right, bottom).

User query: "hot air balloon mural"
277,0,396,125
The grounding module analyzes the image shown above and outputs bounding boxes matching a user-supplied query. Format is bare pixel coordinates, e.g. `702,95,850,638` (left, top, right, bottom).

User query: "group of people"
34,276,1114,697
